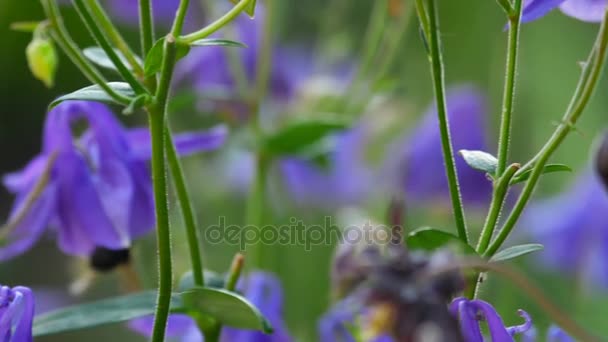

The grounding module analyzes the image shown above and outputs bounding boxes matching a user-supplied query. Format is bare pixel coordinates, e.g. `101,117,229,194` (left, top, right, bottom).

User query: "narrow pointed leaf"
144,38,191,77
459,150,498,176
407,227,477,255
33,291,184,336
490,243,544,262
229,0,257,17
83,47,142,72
510,164,572,185
189,38,247,48
50,82,135,108
181,287,273,333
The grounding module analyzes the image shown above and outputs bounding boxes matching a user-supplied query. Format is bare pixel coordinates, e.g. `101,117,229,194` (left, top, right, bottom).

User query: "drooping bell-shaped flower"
450,297,532,341
0,285,35,342
129,272,292,341
521,0,608,23
521,168,608,287
0,101,226,260
385,85,492,209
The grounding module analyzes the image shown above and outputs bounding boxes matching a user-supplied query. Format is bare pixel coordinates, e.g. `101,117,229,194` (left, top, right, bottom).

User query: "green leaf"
181,287,273,333
263,119,348,156
122,94,150,115
407,227,476,255
189,38,247,48
510,164,572,185
33,291,183,336
144,39,191,77
178,270,226,291
83,47,142,72
50,82,135,108
459,150,498,176
229,0,257,17
490,243,544,262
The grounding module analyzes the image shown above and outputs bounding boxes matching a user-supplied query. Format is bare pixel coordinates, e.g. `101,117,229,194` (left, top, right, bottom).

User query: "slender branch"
181,0,252,43
41,0,131,104
149,36,178,342
476,164,520,254
72,0,149,95
171,0,191,37
496,0,523,176
165,127,205,287
485,10,608,257
494,0,513,15
416,0,469,243
139,0,155,57
254,0,275,102
84,0,144,76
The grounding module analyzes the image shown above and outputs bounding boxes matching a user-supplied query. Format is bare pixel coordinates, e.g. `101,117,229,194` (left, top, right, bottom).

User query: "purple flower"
280,123,375,209
175,5,311,112
521,0,607,23
522,169,608,287
318,297,393,342
129,272,292,341
0,285,35,342
450,297,532,341
386,85,492,208
0,101,226,260
103,0,204,28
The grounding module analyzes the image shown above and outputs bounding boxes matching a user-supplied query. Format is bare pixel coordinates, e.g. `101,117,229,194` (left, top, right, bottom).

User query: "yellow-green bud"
26,37,58,88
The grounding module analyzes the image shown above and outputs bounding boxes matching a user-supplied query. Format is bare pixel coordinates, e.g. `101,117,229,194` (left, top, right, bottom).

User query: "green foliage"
510,164,572,185
33,291,183,337
263,119,348,157
406,227,477,255
490,243,544,262
181,287,273,333
50,82,135,108
83,47,142,72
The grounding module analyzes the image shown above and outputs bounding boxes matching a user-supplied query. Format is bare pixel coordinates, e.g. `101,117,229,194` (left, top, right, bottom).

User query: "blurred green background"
1,0,608,341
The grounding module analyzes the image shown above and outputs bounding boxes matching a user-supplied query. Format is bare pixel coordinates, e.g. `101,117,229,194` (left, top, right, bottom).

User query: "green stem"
416,0,469,243
73,0,149,95
225,253,245,291
354,0,390,82
85,0,144,76
149,36,178,342
254,0,275,102
165,127,205,287
181,0,252,44
495,0,513,15
41,0,131,104
414,0,430,37
496,0,523,176
485,10,608,258
245,154,269,267
171,0,190,37
476,164,520,254
139,0,155,57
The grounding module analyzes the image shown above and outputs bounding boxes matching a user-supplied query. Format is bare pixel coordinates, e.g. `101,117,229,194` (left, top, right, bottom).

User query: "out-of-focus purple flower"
175,5,313,112
386,86,492,208
129,272,292,341
0,101,226,260
103,0,204,28
280,124,375,209
522,325,575,342
318,297,393,342
522,169,608,287
0,285,35,342
521,0,607,23
450,297,532,341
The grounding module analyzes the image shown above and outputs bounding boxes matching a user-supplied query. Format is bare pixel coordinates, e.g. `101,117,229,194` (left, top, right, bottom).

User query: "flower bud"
595,131,608,190
26,36,58,88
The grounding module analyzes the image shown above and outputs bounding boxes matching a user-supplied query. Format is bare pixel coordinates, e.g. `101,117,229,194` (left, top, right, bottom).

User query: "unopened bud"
595,131,608,190
26,35,58,88
89,247,130,272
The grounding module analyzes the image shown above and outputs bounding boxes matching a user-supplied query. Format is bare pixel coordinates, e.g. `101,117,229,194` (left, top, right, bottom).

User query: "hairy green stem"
485,10,608,257
165,127,205,287
496,0,523,176
41,0,131,104
139,0,155,57
181,0,252,44
416,0,469,243
85,0,144,76
149,36,178,342
73,0,148,94
477,164,520,254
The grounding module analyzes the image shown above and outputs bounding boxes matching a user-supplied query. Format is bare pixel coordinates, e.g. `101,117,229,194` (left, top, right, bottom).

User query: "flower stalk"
415,0,469,243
